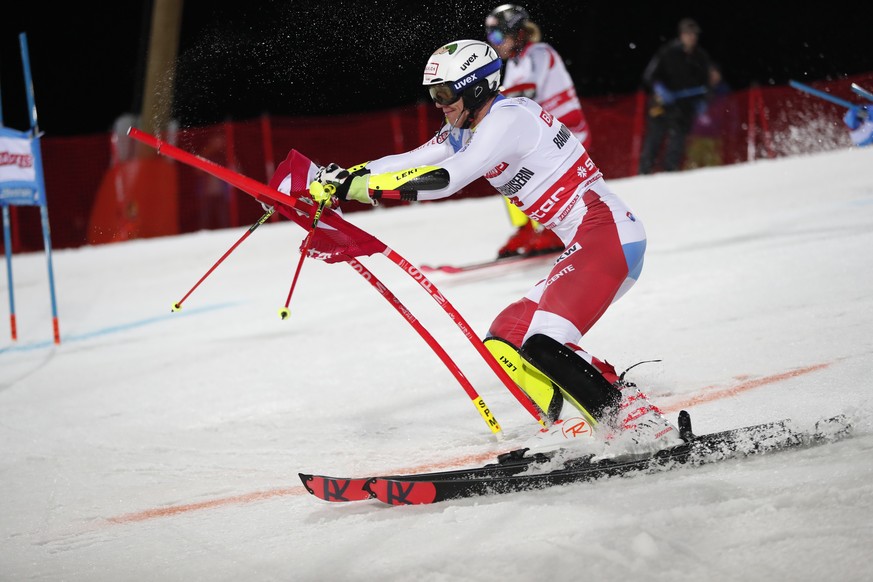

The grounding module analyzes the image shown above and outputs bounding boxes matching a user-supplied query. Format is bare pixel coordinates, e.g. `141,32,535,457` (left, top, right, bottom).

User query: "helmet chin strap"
436,108,469,143
458,108,474,130
436,93,491,143
461,93,495,129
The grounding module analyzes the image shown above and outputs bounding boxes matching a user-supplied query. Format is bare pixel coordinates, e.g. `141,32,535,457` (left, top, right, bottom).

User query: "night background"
0,0,870,136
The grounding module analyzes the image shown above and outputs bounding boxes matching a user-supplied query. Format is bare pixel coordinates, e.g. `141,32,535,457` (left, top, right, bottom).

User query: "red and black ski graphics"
365,479,441,505
299,475,373,502
299,449,551,502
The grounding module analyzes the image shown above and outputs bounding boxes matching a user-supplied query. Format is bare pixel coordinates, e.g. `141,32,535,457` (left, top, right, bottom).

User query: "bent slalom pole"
347,257,502,435
127,130,504,434
127,127,547,427
377,246,547,427
172,206,275,312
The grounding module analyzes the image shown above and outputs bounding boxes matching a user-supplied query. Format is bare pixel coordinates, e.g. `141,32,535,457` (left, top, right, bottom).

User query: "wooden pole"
139,0,183,145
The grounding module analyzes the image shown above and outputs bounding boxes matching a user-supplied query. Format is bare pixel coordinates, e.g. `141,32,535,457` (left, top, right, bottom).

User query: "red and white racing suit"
502,42,591,150
367,95,644,369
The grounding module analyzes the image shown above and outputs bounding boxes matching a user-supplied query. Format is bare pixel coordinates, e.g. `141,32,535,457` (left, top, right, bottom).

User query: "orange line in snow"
662,362,831,412
105,451,499,525
106,361,832,524
107,487,305,524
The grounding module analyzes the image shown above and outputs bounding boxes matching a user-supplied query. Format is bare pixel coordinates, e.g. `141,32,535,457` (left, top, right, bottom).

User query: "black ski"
299,409,689,502
364,414,851,505
299,413,850,505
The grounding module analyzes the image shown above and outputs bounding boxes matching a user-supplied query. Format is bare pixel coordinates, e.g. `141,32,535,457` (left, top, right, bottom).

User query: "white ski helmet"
422,40,502,112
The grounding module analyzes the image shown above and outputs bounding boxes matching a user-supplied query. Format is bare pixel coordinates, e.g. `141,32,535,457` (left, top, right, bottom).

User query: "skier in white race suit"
314,40,681,453
485,3,591,259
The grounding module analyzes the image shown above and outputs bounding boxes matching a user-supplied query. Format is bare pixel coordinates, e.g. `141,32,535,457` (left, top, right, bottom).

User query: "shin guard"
520,334,622,424
485,337,564,423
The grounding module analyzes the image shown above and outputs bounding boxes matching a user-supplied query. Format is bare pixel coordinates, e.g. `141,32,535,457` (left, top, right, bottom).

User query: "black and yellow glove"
314,162,373,205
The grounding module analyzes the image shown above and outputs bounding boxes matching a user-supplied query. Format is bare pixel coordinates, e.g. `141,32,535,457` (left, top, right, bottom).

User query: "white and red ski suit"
365,95,643,380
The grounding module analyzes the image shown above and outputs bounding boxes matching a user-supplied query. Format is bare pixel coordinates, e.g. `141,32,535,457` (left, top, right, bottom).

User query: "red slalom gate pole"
347,257,503,435
127,126,546,428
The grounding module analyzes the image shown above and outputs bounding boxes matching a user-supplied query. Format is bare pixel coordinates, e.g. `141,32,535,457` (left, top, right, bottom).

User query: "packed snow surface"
2,148,872,581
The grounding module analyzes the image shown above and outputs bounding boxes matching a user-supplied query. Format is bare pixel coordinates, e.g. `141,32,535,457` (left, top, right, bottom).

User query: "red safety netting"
3,72,871,254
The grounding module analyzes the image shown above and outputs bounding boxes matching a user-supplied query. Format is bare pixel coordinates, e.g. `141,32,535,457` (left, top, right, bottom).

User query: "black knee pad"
520,334,621,420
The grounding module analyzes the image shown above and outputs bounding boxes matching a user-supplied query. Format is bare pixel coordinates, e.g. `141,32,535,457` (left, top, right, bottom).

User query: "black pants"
638,104,696,174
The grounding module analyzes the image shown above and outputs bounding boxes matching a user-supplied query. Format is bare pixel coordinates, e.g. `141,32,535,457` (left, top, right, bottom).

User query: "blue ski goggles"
486,28,505,46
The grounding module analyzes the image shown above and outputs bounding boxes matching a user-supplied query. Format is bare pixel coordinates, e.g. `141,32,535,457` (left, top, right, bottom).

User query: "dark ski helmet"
485,4,530,46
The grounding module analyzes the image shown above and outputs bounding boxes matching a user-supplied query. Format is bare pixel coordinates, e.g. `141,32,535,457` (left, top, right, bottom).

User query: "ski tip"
298,473,316,493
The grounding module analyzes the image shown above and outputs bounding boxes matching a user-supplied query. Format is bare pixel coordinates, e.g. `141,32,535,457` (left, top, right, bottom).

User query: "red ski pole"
278,183,331,320
172,206,275,312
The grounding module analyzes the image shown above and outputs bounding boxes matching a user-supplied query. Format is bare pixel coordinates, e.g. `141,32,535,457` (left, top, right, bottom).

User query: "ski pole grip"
309,181,335,203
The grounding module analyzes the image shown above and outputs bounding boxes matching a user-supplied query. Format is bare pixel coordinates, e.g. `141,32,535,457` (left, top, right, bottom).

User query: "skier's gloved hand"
315,163,346,186
844,106,873,147
316,163,374,205
307,181,337,206
653,82,676,105
843,105,869,130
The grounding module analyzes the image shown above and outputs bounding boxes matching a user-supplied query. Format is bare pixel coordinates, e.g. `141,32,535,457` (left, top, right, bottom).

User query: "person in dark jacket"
638,18,721,174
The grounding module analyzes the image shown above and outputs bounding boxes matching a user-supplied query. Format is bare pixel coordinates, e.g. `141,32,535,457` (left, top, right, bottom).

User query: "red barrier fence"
3,72,871,253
